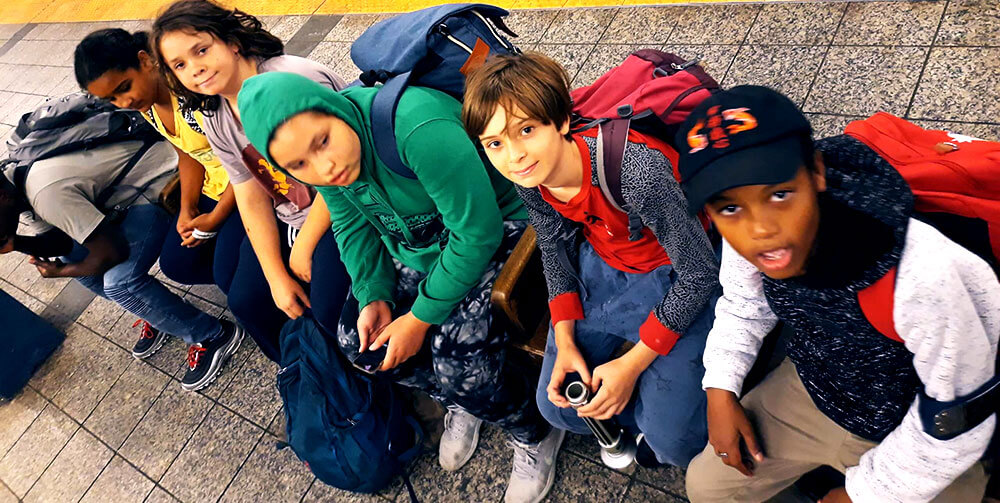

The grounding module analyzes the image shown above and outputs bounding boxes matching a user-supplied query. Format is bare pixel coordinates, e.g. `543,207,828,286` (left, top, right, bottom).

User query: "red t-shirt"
539,135,672,274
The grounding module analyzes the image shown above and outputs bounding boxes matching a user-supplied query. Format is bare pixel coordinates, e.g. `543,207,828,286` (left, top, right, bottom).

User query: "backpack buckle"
671,58,700,71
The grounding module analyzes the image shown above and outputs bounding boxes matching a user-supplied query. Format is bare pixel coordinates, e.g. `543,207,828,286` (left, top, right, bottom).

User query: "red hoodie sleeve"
639,311,681,355
549,292,584,324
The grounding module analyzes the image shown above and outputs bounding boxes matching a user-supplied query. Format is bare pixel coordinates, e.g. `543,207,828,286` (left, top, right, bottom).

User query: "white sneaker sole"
530,429,566,503
439,415,483,472
132,330,168,359
181,325,245,392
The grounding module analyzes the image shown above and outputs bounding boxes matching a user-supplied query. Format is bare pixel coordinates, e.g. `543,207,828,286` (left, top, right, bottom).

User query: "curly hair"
151,0,282,114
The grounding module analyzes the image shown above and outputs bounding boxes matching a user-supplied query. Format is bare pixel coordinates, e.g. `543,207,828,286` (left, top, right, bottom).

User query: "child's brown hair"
461,51,572,139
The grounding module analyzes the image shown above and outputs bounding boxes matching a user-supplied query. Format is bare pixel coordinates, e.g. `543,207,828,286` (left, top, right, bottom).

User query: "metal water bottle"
565,380,636,469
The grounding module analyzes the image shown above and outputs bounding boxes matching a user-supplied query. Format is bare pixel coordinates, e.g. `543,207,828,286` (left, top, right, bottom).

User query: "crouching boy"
679,85,998,502
462,52,720,468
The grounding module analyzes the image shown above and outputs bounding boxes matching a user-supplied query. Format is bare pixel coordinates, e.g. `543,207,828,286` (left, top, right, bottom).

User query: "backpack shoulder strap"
596,119,643,241
856,266,904,343
94,138,160,210
371,73,418,180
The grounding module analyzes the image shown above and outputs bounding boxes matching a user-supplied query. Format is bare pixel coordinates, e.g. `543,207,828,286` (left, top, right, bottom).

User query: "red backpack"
569,49,719,239
848,112,1000,342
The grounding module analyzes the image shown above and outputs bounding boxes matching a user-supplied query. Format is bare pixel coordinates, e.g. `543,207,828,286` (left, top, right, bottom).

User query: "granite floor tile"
724,45,827,106
290,14,342,43
659,45,739,81
0,25,25,39
304,481,389,503
0,388,47,456
159,406,262,503
666,4,760,45
908,120,1000,142
0,483,14,503
308,40,350,67
182,292,226,319
267,407,287,439
547,452,630,502
833,0,945,46
77,294,125,334
635,462,687,497
80,455,156,503
561,432,635,476
219,434,314,503
804,113,861,139
323,13,386,42
0,280,45,314
23,428,113,503
536,44,595,85
804,45,927,116
572,44,642,87
218,349,282,427
0,243,22,279
909,47,1000,122
397,424,512,502
505,9,558,45
331,54,364,84
38,323,131,422
624,480,686,502
746,2,846,46
84,360,171,449
540,8,618,45
144,486,180,503
936,0,1000,47
187,284,228,308
118,384,212,480
5,259,40,292
267,15,309,43
0,404,77,498
598,7,676,45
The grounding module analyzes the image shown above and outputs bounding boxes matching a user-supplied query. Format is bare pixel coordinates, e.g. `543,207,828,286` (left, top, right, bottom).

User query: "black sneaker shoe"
131,320,168,359
635,433,663,469
180,320,244,392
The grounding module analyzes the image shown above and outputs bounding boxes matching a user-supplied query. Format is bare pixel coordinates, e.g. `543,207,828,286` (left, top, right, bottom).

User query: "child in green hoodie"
239,71,563,503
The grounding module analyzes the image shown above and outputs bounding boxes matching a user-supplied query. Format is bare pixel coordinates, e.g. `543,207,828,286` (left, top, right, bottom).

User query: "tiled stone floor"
1,1,999,501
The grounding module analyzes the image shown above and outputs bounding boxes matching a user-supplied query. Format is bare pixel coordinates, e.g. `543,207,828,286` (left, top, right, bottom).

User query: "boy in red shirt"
462,52,720,467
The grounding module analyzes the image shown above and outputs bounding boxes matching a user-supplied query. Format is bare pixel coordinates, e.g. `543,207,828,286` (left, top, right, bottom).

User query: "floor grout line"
903,0,949,119
214,429,268,503
799,2,849,111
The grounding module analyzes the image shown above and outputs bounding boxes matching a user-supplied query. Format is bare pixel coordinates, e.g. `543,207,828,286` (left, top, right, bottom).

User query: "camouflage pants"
336,221,548,444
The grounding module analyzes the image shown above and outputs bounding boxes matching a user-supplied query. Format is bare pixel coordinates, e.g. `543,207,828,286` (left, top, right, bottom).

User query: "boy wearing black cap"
679,85,998,502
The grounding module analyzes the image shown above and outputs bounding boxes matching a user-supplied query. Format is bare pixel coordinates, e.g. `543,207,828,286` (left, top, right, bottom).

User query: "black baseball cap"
676,85,813,215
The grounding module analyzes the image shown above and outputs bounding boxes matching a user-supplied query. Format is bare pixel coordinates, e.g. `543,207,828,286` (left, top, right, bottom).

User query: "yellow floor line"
0,0,799,24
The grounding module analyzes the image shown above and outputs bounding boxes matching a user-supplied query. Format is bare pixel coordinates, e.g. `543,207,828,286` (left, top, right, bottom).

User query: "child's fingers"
369,330,391,351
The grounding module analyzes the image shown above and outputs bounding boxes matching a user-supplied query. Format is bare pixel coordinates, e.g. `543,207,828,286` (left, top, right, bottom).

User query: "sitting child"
679,85,998,502
462,51,720,468
237,71,561,503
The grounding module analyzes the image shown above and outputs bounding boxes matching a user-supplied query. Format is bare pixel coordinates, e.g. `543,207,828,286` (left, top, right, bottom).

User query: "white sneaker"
504,428,566,503
438,406,483,471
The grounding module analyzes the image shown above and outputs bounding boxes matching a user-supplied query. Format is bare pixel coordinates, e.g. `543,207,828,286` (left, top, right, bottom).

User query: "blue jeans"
75,204,222,344
158,195,244,294
227,221,349,363
537,241,715,467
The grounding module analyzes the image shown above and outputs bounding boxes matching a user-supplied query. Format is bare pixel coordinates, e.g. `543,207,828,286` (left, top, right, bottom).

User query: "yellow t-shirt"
144,94,230,201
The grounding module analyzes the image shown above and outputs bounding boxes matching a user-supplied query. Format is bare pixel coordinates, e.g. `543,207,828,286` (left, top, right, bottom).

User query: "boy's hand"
706,388,764,477
29,256,67,278
269,272,311,319
288,242,313,283
357,300,392,352
576,356,641,420
547,342,591,408
819,488,852,503
368,311,430,371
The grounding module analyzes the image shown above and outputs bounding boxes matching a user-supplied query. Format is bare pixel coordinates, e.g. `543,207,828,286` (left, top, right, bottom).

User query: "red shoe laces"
132,319,155,340
186,345,206,370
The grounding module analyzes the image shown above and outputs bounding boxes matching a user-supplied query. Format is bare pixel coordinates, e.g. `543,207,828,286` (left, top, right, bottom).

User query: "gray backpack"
1,93,162,208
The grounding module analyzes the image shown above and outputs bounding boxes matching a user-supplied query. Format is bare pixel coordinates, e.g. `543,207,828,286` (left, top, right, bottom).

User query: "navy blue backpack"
350,3,520,179
276,317,422,495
